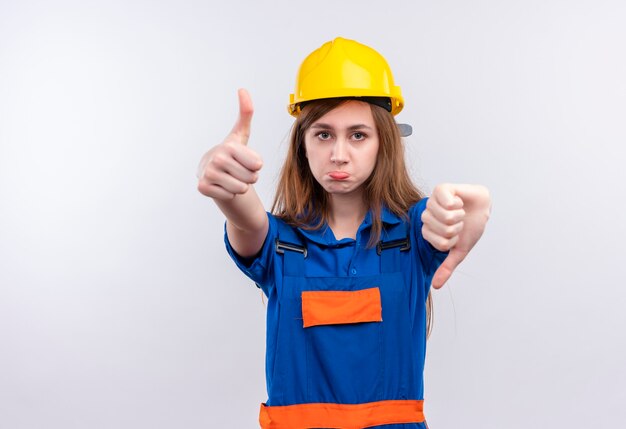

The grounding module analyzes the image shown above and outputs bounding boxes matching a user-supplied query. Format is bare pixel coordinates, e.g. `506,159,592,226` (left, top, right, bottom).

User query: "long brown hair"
271,98,434,335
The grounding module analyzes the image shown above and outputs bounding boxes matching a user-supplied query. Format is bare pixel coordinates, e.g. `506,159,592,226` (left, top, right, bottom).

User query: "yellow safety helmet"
288,37,404,117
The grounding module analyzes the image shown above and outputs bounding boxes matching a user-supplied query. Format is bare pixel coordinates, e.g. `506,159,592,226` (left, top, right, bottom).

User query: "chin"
323,184,362,196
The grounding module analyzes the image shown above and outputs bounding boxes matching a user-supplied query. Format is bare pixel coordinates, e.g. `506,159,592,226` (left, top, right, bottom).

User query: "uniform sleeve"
223,212,277,295
410,198,449,278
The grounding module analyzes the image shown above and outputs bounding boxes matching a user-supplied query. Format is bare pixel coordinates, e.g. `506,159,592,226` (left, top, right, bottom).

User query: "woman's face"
304,100,379,198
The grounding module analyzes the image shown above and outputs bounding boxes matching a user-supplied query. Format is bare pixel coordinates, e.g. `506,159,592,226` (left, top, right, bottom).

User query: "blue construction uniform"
225,198,448,429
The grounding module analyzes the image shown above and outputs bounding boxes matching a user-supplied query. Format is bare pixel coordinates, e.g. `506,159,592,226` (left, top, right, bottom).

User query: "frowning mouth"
328,171,350,180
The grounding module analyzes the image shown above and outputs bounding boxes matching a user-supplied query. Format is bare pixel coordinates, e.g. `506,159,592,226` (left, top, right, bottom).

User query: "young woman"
197,37,491,429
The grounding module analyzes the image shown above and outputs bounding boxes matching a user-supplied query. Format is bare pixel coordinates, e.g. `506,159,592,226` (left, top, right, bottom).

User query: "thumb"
230,88,254,145
431,248,466,289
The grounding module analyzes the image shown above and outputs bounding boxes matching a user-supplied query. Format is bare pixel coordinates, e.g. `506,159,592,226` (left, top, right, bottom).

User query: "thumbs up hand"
197,89,264,200
421,184,491,289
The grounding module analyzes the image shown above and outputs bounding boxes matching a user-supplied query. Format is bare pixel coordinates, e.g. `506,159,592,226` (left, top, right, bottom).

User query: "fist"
197,89,263,200
421,183,491,289
421,184,466,252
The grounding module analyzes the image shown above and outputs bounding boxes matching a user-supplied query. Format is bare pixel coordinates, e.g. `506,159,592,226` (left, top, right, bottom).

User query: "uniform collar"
366,206,402,227
296,206,402,247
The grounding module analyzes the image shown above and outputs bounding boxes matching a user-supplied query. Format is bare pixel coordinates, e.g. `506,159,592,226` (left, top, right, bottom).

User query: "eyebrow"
310,123,374,131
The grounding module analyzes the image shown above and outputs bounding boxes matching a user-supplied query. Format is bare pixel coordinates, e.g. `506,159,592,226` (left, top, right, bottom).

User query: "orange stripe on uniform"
301,287,382,328
259,399,424,429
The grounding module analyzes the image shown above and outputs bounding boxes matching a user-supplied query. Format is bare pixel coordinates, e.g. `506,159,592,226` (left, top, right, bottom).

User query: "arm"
420,183,492,289
197,89,268,257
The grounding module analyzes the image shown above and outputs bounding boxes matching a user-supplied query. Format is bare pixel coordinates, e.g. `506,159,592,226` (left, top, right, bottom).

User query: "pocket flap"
301,287,382,328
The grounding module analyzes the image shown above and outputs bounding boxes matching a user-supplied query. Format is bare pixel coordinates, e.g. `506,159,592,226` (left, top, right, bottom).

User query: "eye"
316,131,332,141
352,132,367,141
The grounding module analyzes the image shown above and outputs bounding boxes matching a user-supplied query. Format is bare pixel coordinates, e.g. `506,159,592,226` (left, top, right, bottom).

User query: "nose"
330,139,348,164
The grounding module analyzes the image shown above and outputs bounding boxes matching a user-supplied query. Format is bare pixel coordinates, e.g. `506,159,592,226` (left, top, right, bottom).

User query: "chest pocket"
301,287,382,328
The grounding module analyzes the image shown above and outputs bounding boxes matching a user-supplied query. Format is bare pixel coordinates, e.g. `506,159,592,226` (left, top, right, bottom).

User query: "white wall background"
1,0,625,427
